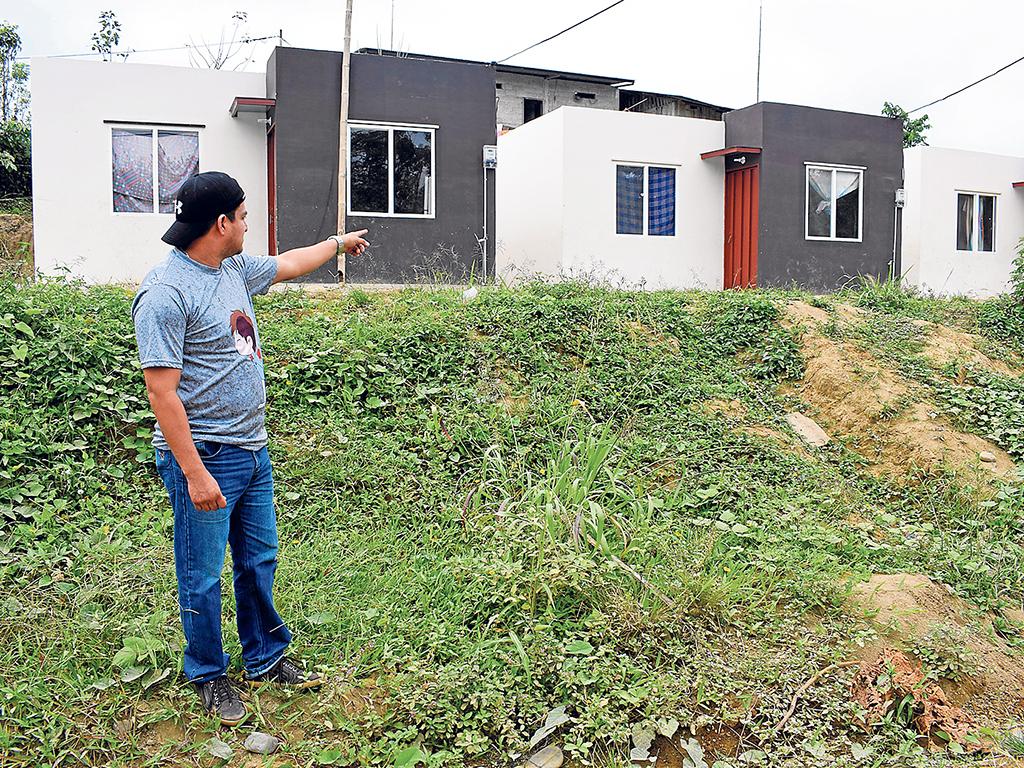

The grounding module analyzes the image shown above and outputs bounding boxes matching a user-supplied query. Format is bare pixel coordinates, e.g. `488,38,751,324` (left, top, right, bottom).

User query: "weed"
908,624,979,681
852,274,912,314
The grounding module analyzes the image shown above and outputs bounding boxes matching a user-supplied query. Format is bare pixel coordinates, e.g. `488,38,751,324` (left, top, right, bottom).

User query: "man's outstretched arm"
273,230,369,283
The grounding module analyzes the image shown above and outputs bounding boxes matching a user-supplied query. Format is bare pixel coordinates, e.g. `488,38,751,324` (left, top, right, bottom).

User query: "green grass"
0,277,1022,767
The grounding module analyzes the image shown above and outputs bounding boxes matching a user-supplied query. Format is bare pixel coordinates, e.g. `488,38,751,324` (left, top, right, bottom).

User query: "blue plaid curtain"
616,165,643,235
647,166,675,236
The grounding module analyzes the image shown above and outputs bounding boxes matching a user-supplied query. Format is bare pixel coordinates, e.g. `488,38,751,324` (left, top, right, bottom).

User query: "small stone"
207,738,233,760
784,412,830,447
461,286,479,303
243,731,280,755
523,745,563,768
979,450,997,463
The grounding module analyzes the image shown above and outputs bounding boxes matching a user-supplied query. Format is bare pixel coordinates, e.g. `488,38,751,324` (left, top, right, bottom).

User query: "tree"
0,23,29,123
91,10,122,62
881,102,930,148
0,120,30,197
188,11,257,70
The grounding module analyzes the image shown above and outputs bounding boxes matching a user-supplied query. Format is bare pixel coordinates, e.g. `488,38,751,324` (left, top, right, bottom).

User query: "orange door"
724,165,759,288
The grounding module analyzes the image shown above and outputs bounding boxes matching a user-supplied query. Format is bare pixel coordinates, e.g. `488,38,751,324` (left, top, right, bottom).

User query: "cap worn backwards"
161,171,246,250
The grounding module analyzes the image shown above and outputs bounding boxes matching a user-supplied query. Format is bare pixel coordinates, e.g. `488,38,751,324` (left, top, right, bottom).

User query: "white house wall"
495,109,566,282
31,58,268,284
558,107,724,290
901,146,1024,297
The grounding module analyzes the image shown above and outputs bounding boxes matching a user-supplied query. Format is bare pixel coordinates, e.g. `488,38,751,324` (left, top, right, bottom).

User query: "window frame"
804,162,864,243
109,124,200,216
613,161,679,237
954,190,997,253
347,121,436,219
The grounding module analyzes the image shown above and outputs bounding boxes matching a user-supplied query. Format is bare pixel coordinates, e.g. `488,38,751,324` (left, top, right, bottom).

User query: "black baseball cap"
161,171,246,249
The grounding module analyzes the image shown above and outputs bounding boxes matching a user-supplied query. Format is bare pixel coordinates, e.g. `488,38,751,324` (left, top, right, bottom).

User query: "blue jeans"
156,441,292,683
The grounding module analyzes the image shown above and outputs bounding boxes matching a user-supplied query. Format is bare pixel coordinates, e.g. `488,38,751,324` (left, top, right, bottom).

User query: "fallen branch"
772,661,860,733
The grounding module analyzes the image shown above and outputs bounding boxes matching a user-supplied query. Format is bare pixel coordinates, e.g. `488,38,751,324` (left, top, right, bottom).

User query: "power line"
496,0,627,64
16,34,283,61
909,51,1024,113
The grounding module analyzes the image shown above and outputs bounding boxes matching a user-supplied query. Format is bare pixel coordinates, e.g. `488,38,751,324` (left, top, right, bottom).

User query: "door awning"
1013,181,1024,188
700,146,761,160
229,97,275,117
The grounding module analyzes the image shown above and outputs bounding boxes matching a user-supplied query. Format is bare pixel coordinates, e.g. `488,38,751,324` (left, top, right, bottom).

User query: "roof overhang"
355,47,634,87
498,63,633,87
700,146,762,160
230,97,275,117
1013,181,1024,188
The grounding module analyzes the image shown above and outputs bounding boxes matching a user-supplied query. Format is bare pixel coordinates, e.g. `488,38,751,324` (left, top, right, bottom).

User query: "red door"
724,164,759,288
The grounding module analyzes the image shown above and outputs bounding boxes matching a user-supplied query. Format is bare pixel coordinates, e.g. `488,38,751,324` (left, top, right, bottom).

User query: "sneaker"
247,656,322,689
194,675,247,726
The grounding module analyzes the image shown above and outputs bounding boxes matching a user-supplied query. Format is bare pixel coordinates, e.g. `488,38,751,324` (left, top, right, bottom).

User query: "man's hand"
186,467,228,511
338,229,369,257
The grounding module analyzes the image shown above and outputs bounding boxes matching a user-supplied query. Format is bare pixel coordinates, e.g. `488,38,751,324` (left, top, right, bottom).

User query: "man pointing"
132,171,368,725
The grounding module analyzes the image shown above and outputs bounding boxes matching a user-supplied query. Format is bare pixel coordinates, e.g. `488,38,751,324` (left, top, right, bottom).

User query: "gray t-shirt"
132,247,279,451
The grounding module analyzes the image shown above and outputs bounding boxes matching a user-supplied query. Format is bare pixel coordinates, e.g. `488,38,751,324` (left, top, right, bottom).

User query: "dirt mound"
784,301,1017,482
913,319,1021,377
852,648,987,749
0,213,33,275
784,300,832,326
849,574,1024,728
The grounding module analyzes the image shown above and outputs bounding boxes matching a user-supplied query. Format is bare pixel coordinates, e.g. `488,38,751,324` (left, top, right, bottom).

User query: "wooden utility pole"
755,0,763,102
337,0,354,282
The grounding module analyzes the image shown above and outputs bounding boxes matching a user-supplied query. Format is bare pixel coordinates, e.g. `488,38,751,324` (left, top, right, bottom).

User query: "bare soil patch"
625,320,681,353
0,213,33,275
849,573,1024,728
784,302,1017,482
913,319,1022,377
703,398,747,420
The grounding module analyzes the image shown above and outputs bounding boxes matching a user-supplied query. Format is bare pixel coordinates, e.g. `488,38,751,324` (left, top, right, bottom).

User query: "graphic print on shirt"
230,309,262,361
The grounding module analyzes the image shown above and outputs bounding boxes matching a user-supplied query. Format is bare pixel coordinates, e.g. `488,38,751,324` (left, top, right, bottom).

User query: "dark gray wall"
269,47,496,283
267,47,340,282
726,102,903,292
723,102,763,149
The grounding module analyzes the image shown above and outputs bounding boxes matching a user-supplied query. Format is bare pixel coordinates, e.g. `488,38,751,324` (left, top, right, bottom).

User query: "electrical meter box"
483,145,497,169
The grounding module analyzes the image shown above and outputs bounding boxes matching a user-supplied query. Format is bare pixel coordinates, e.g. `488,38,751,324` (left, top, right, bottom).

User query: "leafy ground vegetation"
1,274,1022,768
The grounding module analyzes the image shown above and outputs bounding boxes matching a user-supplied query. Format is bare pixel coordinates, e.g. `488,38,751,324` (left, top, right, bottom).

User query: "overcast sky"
10,0,1024,155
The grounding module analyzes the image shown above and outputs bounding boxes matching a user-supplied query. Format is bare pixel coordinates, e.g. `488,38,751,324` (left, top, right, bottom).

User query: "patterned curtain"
616,165,644,235
112,129,154,213
158,131,200,213
647,167,676,236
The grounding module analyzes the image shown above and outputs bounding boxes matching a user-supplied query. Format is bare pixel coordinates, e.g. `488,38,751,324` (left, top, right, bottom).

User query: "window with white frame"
805,164,863,241
111,127,199,213
956,192,996,252
349,124,434,217
615,164,676,236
